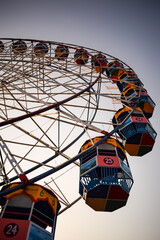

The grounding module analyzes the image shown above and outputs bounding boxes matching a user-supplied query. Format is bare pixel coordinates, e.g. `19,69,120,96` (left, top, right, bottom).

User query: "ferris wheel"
0,38,157,239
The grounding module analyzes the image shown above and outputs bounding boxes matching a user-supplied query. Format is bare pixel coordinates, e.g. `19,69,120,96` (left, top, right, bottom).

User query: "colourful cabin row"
79,137,133,212
121,84,155,119
0,40,133,74
0,40,89,65
0,183,60,240
112,107,157,156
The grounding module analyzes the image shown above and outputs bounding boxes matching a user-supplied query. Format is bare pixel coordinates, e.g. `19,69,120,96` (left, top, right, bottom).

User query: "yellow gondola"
0,183,60,239
121,84,155,119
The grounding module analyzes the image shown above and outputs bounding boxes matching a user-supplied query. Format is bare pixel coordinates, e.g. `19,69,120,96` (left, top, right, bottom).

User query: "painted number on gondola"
4,223,19,237
103,157,114,165
135,117,142,121
52,199,55,206
40,189,44,197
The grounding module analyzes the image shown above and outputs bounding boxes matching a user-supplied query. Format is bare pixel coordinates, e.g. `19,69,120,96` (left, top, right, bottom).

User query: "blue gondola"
79,137,133,212
112,107,157,156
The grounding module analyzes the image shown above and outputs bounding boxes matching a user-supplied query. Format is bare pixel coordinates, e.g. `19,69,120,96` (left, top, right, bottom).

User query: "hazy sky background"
0,0,160,239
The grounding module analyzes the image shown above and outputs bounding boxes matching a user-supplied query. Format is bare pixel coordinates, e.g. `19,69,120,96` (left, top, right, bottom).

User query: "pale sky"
0,0,160,239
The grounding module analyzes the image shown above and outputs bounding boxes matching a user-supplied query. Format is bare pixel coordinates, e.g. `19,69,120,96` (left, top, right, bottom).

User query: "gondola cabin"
0,183,60,240
55,45,69,60
112,107,157,156
34,42,49,57
12,40,27,54
92,54,108,73
74,49,89,65
117,71,144,92
0,41,4,52
79,137,133,212
121,85,155,119
106,60,124,83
